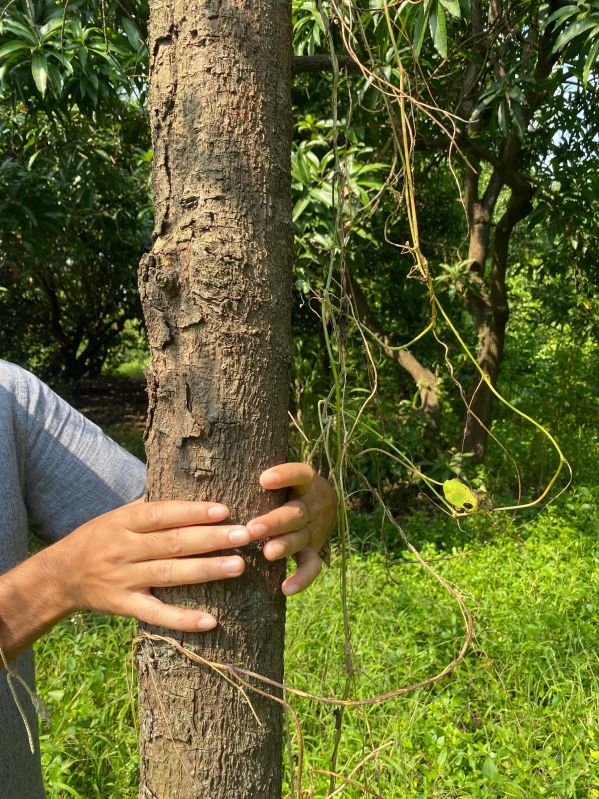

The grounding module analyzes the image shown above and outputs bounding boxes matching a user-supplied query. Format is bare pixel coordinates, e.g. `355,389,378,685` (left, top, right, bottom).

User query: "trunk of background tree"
136,2,292,797
461,178,533,462
446,7,559,463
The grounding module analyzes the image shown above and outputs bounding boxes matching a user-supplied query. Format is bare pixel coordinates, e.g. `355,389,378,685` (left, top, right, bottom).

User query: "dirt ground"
67,377,148,459
70,376,147,427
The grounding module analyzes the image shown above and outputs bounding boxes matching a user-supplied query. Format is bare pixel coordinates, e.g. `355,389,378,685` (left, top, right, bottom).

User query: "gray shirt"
0,360,146,798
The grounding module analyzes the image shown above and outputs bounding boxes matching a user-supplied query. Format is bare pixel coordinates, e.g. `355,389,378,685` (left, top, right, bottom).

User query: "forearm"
0,544,76,666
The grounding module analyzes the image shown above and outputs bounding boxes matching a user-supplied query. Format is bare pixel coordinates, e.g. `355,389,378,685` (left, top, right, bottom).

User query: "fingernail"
208,504,228,519
283,583,300,596
197,614,217,631
248,522,267,536
228,527,250,545
222,556,244,575
266,542,286,559
264,471,280,484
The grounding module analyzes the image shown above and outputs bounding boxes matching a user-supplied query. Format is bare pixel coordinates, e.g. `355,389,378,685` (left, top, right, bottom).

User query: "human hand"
247,463,337,596
54,500,251,633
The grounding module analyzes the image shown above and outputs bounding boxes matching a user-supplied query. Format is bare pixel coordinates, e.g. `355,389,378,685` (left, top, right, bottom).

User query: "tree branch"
293,54,362,75
347,272,441,427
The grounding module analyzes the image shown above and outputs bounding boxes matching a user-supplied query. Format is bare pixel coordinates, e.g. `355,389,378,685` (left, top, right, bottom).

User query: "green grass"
103,422,146,462
283,497,599,798
108,359,148,382
34,492,598,798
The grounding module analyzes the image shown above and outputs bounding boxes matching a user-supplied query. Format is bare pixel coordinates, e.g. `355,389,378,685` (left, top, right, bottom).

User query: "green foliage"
2,2,595,796
0,102,152,379
548,0,599,83
0,0,151,380
292,0,326,56
0,0,147,109
483,274,598,496
283,500,598,798
36,614,139,799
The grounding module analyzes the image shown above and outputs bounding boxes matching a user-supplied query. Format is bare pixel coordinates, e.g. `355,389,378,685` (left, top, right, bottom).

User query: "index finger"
259,463,316,496
124,500,230,533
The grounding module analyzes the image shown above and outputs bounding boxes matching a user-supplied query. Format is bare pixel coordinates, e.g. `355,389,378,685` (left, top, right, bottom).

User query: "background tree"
135,1,293,797
315,0,599,462
0,0,151,380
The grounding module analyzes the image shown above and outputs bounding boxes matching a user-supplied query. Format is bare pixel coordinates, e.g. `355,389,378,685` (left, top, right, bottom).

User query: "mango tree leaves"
0,0,147,110
31,52,48,96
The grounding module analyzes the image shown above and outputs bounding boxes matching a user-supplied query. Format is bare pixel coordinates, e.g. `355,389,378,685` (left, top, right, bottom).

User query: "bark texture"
461,168,532,461
137,2,292,797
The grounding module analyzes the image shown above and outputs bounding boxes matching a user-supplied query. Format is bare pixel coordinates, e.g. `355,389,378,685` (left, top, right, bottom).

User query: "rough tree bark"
136,2,292,797
460,162,533,461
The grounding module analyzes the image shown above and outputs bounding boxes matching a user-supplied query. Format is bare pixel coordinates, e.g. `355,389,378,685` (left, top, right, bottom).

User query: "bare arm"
0,543,76,665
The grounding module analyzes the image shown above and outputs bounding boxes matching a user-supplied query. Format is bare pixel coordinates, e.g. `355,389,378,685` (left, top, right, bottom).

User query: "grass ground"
33,397,598,798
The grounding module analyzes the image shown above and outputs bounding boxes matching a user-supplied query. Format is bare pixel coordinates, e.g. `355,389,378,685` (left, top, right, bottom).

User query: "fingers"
247,499,309,540
259,463,316,495
282,547,323,597
263,528,311,560
139,524,250,560
125,500,230,533
127,592,218,632
136,555,245,589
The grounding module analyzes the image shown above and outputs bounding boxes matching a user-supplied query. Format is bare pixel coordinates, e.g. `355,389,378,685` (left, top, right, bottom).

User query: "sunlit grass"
35,493,598,798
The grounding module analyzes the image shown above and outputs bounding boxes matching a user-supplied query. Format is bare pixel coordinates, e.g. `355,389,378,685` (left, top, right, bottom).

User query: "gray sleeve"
7,362,147,542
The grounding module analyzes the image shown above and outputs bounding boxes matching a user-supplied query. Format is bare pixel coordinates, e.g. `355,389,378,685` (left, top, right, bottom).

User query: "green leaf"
438,0,460,18
554,17,599,52
482,756,499,779
292,195,310,222
4,20,37,45
27,150,41,169
49,51,74,74
313,9,326,35
545,4,580,29
430,3,448,59
498,99,508,136
50,781,84,799
583,36,599,83
0,41,29,60
292,148,312,187
47,61,63,95
39,18,64,41
443,479,478,512
308,186,333,207
31,52,48,97
510,99,526,139
412,1,429,57
122,17,142,50
78,45,88,69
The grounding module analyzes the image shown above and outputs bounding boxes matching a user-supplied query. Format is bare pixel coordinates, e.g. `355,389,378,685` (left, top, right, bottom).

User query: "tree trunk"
461,184,532,461
136,2,292,797
460,310,507,461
